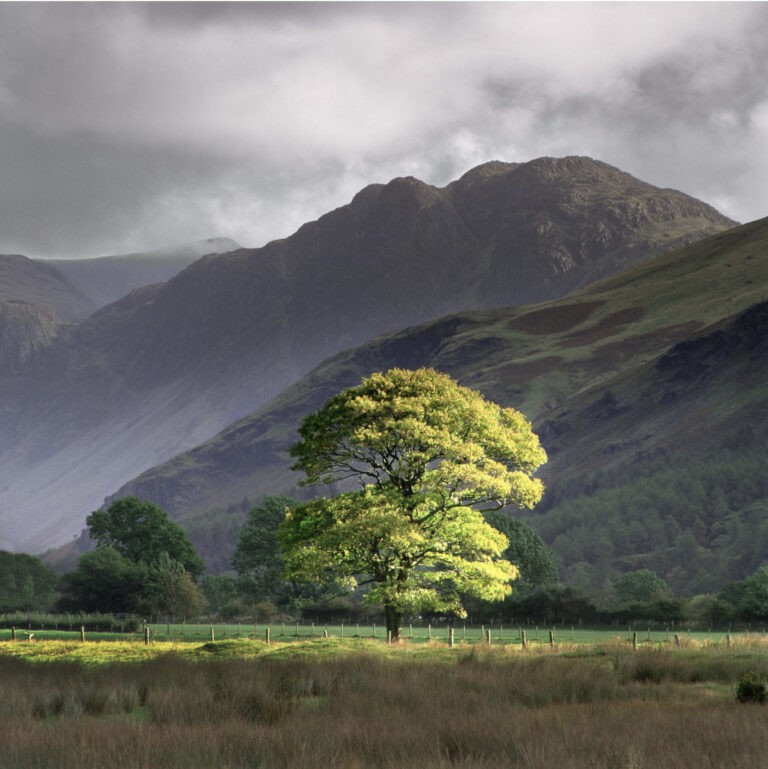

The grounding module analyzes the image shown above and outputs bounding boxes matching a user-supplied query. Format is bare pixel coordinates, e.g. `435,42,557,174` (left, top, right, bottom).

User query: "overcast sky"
1,2,767,259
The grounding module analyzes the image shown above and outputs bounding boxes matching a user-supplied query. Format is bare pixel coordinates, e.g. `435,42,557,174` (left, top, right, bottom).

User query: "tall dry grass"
1,650,767,768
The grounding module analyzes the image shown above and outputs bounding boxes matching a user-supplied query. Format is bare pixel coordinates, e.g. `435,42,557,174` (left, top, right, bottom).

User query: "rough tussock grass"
3,639,768,767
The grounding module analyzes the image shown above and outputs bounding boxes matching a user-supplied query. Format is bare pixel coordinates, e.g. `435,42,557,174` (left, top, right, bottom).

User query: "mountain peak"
0,157,741,552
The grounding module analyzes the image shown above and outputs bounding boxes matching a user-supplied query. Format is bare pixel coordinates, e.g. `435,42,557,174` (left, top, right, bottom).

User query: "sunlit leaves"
280,368,546,634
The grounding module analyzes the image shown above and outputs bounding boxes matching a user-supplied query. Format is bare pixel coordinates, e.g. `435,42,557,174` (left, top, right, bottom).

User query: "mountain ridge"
104,216,768,583
0,156,737,552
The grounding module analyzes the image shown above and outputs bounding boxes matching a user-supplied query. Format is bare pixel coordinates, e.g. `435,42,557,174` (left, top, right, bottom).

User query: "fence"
2,613,765,647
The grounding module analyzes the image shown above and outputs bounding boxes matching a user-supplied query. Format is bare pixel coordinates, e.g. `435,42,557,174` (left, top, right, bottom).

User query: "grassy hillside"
4,156,736,554
108,217,768,593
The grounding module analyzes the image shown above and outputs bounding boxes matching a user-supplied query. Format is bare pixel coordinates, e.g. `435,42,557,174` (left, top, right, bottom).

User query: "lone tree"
279,368,547,640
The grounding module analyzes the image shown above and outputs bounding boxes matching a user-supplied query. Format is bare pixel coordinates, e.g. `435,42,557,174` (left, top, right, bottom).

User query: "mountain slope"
0,300,62,371
109,217,768,583
47,237,241,310
0,157,736,552
0,254,96,321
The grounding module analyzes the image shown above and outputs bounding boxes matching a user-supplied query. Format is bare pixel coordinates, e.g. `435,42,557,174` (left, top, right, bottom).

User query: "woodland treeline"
528,425,768,597
5,494,768,630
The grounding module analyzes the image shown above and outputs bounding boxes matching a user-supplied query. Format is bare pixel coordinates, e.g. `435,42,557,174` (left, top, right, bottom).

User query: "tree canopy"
87,497,204,579
613,569,671,605
57,547,148,614
279,367,547,639
0,551,58,612
232,496,298,604
483,511,558,593
58,497,205,615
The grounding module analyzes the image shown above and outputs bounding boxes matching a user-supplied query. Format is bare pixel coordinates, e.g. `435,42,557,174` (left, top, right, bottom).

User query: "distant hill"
0,156,736,553
47,238,241,310
0,253,96,321
109,217,768,591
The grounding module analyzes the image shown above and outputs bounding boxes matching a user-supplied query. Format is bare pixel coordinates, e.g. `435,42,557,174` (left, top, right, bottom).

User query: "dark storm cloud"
0,2,765,258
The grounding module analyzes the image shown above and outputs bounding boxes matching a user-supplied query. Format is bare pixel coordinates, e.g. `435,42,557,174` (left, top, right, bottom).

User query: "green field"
3,633,768,768
0,621,755,647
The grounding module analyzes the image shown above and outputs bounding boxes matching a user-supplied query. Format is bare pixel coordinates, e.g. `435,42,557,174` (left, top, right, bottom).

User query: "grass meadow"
3,633,768,768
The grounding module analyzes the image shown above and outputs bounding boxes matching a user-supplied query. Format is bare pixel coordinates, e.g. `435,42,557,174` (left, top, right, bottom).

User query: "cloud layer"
0,3,766,258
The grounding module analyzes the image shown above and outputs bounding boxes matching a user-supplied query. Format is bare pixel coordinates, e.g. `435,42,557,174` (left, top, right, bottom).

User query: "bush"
736,670,767,703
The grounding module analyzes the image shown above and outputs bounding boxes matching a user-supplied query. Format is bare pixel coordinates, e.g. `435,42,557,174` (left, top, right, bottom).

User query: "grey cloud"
0,2,766,258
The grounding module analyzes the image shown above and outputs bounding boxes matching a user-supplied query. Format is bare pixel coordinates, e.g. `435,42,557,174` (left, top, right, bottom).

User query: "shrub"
736,670,767,703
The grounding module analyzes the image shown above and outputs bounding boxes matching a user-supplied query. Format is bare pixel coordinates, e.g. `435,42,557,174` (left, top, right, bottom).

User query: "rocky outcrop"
0,300,61,370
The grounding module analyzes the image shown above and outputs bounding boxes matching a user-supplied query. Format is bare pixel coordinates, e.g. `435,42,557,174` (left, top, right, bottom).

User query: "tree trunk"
384,605,402,641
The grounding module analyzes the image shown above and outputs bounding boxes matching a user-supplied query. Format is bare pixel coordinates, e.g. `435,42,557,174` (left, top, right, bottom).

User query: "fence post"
11,626,16,641
726,633,731,648
549,629,554,648
341,623,344,638
265,627,270,645
410,623,413,639
521,628,526,649
449,627,455,649
428,623,431,640
323,627,328,638
632,632,637,650
674,634,680,648
144,625,150,645
80,626,85,643
210,626,215,643
486,628,492,646
387,630,392,644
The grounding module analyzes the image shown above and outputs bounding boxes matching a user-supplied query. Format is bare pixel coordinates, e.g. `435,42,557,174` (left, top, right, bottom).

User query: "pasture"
3,631,768,768
0,619,754,647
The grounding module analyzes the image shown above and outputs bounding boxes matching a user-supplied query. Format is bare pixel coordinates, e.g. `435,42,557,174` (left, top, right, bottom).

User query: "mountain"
109,217,768,587
0,156,735,553
0,300,62,371
0,253,96,321
47,237,241,310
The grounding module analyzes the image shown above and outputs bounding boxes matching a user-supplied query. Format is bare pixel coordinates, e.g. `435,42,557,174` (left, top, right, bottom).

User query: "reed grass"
2,639,768,767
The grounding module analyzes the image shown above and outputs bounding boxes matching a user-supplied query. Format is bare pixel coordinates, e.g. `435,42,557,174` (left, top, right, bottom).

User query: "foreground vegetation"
2,635,768,768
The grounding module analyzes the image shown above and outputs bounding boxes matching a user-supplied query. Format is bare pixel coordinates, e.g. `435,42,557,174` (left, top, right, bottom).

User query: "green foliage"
232,496,298,604
531,435,768,596
483,511,558,592
614,569,671,604
737,671,767,704
220,598,247,618
514,585,599,625
199,574,240,614
0,551,58,612
281,368,547,639
87,497,205,579
59,498,206,615
150,552,204,618
57,547,148,614
735,566,768,622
